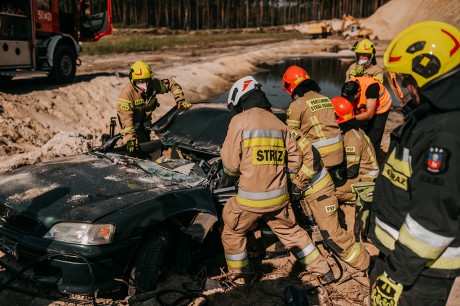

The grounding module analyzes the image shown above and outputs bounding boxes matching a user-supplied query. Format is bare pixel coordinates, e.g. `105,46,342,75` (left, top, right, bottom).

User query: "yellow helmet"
384,21,460,88
352,38,376,62
129,61,152,83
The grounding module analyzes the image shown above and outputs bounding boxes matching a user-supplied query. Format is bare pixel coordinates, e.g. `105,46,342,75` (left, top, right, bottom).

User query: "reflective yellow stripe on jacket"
235,129,290,208
304,167,331,196
374,216,460,270
312,134,343,156
236,186,290,208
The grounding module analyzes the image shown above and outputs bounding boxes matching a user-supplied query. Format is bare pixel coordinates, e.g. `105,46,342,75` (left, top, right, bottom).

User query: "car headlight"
44,223,115,245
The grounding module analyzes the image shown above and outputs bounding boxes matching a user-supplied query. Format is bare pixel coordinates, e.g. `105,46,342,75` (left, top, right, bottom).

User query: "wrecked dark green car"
0,104,237,297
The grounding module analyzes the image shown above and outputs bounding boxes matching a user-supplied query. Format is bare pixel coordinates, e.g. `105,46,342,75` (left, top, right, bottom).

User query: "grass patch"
81,31,305,55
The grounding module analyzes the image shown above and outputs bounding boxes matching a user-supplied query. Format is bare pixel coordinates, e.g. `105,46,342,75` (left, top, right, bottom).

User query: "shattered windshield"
99,152,207,188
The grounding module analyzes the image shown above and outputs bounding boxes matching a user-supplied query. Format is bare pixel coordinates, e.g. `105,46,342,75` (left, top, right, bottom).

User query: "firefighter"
282,65,344,181
220,76,333,286
346,38,384,83
341,76,392,157
331,96,379,242
369,21,460,306
116,61,191,153
330,96,379,203
290,128,371,272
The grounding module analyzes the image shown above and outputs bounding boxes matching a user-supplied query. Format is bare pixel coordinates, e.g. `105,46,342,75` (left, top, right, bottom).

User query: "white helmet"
227,76,261,109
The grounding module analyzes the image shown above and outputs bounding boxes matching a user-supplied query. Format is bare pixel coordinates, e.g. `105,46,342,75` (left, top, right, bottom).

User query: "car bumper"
0,227,141,295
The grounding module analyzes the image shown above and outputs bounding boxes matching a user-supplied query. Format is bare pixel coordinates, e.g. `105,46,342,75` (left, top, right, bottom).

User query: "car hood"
0,153,206,225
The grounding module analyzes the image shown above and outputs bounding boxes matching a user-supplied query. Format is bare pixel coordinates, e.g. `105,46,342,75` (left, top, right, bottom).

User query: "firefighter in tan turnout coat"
116,61,191,153
282,65,344,173
330,96,379,203
219,76,333,285
282,66,370,271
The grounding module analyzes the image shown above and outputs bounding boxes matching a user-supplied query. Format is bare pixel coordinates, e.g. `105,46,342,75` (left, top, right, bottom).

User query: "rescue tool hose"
0,252,98,306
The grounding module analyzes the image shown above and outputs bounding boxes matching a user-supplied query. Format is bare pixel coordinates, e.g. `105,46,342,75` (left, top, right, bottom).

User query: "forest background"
109,0,390,29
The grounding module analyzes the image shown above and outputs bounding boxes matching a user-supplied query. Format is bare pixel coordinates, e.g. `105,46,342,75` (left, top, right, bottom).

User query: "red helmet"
282,66,310,95
331,96,355,124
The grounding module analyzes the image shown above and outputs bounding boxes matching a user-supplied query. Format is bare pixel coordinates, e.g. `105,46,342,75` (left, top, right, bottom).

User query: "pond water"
211,57,399,110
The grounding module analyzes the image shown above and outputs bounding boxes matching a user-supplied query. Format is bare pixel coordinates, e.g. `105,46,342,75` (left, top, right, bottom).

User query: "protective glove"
126,139,139,153
371,272,403,306
352,182,375,241
177,100,192,109
349,65,367,79
290,184,304,202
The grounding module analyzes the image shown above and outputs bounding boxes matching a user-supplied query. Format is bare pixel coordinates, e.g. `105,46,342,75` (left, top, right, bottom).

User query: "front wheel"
128,230,174,295
48,45,76,84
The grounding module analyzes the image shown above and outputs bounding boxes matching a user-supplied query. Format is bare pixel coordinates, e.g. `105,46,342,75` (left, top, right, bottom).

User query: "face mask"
136,81,148,92
358,59,368,66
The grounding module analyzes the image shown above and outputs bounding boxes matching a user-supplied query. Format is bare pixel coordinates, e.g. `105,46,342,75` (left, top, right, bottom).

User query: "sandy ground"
1,0,459,304
0,37,359,175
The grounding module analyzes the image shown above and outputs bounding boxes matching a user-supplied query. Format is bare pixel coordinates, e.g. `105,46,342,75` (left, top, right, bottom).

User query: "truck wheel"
49,45,76,84
128,230,174,295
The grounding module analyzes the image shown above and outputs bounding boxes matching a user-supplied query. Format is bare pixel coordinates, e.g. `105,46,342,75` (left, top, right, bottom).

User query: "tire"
48,45,76,84
128,230,174,295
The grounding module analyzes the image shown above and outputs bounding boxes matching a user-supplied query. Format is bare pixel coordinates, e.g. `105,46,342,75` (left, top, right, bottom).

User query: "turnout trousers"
301,182,370,270
221,197,330,275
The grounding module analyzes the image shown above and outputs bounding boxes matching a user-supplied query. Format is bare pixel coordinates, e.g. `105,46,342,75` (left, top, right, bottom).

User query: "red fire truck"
0,0,112,84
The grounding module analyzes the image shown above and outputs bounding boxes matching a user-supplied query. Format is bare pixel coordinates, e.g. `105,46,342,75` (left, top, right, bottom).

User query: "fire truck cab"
0,0,112,84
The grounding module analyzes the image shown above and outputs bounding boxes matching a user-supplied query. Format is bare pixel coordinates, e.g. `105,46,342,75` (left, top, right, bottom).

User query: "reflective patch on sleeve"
346,147,356,155
382,148,412,191
346,155,360,163
252,147,285,165
286,119,301,128
290,130,301,141
119,104,130,111
298,137,310,152
223,164,240,177
306,97,333,112
134,99,145,106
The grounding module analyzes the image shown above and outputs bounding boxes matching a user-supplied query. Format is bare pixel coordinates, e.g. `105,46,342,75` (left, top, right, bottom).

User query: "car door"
79,0,112,41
